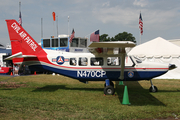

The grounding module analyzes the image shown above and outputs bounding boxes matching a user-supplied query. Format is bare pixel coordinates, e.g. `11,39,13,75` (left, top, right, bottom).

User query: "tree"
99,34,109,41
99,32,136,43
113,32,136,43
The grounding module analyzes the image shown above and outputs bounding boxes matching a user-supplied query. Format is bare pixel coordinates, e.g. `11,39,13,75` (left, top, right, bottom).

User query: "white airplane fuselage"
24,49,169,83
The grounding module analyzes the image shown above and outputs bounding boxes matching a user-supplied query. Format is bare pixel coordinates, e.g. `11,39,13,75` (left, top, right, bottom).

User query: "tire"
104,86,115,95
149,86,158,92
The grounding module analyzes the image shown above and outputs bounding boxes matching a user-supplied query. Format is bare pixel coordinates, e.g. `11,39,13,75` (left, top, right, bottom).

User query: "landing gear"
149,80,158,92
104,86,115,95
104,81,114,87
104,80,115,95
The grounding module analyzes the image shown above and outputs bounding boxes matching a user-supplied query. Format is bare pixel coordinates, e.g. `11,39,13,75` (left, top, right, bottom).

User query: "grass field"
0,74,180,120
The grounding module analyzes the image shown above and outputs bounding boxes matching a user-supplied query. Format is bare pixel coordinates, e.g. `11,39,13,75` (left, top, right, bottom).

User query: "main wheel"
149,86,158,92
104,86,115,95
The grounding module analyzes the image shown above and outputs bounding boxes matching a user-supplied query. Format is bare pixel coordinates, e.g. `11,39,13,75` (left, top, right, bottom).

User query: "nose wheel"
104,85,115,95
149,80,158,92
104,80,115,95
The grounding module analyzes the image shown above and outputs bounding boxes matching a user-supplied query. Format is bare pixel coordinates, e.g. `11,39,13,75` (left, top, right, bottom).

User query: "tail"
5,19,46,62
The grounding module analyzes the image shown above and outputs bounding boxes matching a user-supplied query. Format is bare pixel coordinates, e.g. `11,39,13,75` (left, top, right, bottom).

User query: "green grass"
0,75,180,119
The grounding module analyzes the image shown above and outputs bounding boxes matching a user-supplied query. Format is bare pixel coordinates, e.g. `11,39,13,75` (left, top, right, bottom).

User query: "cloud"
93,6,139,26
133,0,148,7
92,1,180,31
102,1,110,7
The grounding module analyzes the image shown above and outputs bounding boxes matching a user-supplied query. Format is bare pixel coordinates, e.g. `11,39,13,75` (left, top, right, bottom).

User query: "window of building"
70,58,76,66
91,57,103,66
60,38,68,47
43,39,50,48
71,38,79,47
79,38,87,48
79,57,88,66
107,57,120,66
52,38,58,47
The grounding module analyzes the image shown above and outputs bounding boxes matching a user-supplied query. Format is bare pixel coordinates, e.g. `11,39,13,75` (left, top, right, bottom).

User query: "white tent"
128,37,180,79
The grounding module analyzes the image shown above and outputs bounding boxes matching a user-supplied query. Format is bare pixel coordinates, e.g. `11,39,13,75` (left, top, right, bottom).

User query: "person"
14,64,19,76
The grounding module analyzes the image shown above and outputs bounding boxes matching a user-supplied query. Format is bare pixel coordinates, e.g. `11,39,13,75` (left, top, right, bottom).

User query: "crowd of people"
13,64,30,76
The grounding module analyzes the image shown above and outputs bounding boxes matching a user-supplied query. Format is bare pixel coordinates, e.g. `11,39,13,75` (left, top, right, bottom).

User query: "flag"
19,11,22,26
52,12,56,21
139,13,143,35
90,30,99,42
69,29,75,43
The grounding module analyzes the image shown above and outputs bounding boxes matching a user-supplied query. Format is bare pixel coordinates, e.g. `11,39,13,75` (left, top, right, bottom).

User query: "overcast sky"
0,0,180,46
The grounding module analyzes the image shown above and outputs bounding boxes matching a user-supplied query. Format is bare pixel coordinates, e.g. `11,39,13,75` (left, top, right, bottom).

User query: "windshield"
133,56,142,63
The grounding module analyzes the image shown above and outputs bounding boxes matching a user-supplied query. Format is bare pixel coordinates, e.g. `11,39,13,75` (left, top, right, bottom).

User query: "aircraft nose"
169,64,176,70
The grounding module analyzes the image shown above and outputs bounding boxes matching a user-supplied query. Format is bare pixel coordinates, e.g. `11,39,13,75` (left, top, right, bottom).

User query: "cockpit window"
133,56,142,63
91,57,103,66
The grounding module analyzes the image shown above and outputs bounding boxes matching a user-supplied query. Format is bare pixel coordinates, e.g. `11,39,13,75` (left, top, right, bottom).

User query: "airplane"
5,19,176,95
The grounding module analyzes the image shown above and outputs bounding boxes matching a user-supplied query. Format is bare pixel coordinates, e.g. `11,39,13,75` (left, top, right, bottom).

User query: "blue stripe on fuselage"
29,65,168,81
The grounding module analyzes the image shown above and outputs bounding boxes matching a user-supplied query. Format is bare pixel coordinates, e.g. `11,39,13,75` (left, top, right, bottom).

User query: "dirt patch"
0,82,27,89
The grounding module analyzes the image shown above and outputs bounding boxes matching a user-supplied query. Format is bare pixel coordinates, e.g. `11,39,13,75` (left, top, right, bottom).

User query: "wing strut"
119,48,125,80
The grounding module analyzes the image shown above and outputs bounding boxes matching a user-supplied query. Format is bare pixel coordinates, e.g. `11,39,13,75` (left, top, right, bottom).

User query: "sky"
0,0,180,46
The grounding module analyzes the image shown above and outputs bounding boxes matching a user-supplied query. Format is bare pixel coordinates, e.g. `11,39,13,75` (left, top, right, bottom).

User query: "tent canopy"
128,37,180,57
128,37,180,79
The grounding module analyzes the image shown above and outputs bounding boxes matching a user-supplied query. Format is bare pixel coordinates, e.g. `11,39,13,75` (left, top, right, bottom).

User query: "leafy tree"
99,34,109,41
99,32,136,43
113,32,136,43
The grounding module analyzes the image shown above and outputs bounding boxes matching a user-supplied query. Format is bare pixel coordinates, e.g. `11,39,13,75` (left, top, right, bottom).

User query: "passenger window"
79,57,88,66
107,57,120,66
70,58,76,66
91,57,103,66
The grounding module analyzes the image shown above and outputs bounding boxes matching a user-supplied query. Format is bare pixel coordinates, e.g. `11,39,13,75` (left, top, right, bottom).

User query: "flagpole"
140,33,141,45
41,18,43,39
53,18,55,37
56,15,58,37
19,2,21,15
19,1,22,26
68,16,70,37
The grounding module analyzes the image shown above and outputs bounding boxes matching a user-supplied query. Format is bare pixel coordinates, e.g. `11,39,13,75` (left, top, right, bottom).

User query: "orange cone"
34,71,36,75
10,72,13,76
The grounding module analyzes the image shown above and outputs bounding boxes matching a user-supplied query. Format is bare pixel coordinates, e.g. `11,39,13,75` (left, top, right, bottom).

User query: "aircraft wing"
88,41,136,80
88,41,135,48
4,52,37,60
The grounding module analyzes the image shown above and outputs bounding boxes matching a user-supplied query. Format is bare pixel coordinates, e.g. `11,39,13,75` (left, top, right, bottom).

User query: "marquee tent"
128,37,180,79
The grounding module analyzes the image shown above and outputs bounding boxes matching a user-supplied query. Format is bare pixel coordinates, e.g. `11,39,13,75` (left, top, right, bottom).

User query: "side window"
91,57,103,66
70,58,76,66
107,57,120,66
79,57,88,66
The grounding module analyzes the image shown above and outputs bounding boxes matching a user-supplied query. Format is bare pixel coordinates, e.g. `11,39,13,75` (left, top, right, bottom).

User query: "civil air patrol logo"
56,56,65,65
128,71,134,78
